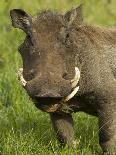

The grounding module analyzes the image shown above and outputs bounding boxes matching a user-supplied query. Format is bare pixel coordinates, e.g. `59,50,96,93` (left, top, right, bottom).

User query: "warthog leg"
50,113,76,148
98,89,116,154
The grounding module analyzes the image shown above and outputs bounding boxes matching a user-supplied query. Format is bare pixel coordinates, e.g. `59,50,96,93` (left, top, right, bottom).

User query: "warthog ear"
10,9,32,34
64,4,83,27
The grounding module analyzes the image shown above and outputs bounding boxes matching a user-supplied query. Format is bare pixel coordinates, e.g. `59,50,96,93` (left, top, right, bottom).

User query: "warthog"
10,5,116,153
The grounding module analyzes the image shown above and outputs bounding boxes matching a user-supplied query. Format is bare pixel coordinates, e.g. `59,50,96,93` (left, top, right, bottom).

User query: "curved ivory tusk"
71,67,80,88
17,68,27,87
64,86,79,102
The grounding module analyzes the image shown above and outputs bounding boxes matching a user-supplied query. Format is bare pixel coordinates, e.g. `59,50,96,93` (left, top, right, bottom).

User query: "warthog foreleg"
98,100,116,154
50,113,77,148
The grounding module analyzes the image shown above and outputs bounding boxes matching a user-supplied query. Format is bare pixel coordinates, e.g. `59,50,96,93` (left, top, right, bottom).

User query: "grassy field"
0,0,116,154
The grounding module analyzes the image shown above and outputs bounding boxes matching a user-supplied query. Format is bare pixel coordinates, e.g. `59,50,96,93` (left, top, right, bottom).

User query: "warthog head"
10,5,82,112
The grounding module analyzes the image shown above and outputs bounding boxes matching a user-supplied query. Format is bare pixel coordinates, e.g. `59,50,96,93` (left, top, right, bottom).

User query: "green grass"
0,0,116,154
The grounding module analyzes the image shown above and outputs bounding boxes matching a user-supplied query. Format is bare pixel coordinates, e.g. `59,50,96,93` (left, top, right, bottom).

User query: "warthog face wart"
10,6,82,111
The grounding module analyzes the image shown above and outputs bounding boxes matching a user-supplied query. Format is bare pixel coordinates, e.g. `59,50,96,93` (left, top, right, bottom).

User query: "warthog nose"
35,91,61,98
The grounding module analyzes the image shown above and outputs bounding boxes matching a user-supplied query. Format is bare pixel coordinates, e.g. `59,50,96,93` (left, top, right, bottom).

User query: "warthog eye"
64,33,71,48
66,33,70,39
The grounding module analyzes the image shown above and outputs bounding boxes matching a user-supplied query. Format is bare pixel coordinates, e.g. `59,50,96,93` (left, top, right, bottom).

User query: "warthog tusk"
71,67,80,88
63,67,80,102
17,68,27,87
63,86,79,102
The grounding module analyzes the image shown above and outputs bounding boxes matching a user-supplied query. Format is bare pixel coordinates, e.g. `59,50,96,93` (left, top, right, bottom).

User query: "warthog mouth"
17,67,80,112
33,97,62,112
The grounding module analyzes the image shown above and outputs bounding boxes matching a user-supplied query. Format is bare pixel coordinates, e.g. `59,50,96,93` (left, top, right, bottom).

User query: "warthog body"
10,5,116,153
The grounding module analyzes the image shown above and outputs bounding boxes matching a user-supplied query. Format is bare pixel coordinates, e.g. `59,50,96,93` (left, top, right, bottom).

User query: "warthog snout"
17,67,80,106
25,77,72,99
